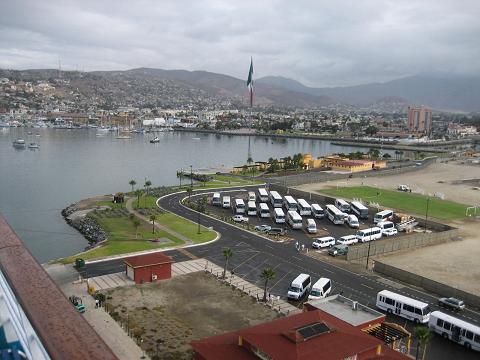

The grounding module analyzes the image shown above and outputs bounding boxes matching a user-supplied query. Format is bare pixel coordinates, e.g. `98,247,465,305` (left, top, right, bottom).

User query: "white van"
306,218,317,234
258,202,270,218
377,221,395,234
247,201,257,216
308,278,332,300
312,236,336,249
337,234,358,245
258,188,269,202
248,191,256,202
374,210,393,224
346,214,359,228
274,208,285,224
222,196,231,209
287,274,311,300
311,203,325,219
212,192,221,206
234,198,245,214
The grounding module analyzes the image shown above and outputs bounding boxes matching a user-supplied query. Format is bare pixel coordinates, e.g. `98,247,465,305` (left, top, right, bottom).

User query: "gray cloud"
0,0,479,86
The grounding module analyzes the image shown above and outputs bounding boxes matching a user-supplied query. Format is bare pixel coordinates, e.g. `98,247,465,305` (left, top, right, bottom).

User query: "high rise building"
407,105,432,135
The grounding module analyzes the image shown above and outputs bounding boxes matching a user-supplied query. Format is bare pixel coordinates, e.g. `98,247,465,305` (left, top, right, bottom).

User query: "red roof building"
124,252,173,284
191,310,410,360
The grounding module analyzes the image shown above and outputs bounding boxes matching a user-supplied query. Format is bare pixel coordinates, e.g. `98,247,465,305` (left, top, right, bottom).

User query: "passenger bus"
287,210,303,229
297,198,312,216
335,199,350,213
222,196,231,209
311,203,325,219
376,290,431,324
247,201,257,216
258,202,270,218
374,209,394,224
325,205,345,225
356,227,382,242
269,191,283,208
428,311,480,351
258,188,269,202
274,208,285,223
234,198,245,214
283,195,298,211
350,201,369,219
212,192,221,206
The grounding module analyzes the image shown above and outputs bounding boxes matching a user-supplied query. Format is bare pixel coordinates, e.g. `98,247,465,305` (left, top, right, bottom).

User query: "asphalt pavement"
79,185,480,360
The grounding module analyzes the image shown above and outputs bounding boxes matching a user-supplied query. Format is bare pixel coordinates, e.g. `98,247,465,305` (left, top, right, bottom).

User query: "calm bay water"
0,128,384,262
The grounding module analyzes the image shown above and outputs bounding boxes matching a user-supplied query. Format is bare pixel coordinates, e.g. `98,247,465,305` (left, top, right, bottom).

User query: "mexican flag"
247,58,253,107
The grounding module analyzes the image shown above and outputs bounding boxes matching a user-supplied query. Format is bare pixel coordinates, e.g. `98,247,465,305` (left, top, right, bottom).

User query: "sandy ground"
296,161,480,296
104,272,279,359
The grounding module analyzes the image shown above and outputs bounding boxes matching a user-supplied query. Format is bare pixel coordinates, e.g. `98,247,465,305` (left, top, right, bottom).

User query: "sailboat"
116,114,132,139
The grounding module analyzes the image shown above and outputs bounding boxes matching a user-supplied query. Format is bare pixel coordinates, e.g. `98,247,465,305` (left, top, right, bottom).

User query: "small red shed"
124,252,173,284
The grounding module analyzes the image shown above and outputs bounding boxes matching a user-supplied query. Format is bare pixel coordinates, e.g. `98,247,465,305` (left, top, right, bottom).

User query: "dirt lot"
297,161,480,296
103,272,279,359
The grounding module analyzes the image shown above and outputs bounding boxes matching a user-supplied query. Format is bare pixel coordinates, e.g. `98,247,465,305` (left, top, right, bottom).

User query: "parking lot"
201,187,410,255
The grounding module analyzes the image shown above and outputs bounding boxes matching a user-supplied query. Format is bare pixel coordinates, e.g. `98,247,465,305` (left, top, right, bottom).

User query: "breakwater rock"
62,204,107,248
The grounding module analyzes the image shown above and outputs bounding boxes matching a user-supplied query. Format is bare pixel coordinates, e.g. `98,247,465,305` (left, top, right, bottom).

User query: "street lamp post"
424,197,430,233
366,240,372,270
190,165,193,188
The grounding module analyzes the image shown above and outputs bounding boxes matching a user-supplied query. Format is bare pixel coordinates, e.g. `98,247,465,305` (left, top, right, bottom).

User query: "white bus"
376,290,431,324
258,188,269,202
247,201,257,216
326,205,345,225
283,195,298,211
356,227,382,242
234,198,245,214
335,199,350,213
269,191,283,208
212,192,221,206
222,196,231,209
287,210,303,229
274,208,285,223
297,198,312,216
374,210,394,224
288,273,311,300
428,311,480,351
258,203,270,218
248,191,256,202
351,201,369,219
311,203,325,219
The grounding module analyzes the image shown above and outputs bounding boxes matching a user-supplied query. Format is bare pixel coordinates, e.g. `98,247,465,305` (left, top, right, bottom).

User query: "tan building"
323,156,386,173
407,106,432,134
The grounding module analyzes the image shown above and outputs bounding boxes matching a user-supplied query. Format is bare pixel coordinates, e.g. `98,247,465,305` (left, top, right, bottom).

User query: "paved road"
81,186,479,360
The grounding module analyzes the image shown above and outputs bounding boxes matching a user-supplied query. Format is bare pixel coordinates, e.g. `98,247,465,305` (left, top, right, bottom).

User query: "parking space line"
361,283,374,290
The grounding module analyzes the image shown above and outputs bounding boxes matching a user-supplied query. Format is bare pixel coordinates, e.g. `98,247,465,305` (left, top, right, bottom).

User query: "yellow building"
323,156,386,173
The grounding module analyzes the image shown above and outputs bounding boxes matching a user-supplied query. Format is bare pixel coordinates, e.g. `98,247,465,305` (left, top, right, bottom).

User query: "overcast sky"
1,0,479,86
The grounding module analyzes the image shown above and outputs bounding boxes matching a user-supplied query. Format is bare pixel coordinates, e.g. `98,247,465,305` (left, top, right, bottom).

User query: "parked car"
337,235,358,245
383,228,398,236
254,224,272,232
328,244,348,256
346,214,359,228
232,215,248,223
267,227,286,236
397,184,410,192
312,236,336,249
438,297,465,311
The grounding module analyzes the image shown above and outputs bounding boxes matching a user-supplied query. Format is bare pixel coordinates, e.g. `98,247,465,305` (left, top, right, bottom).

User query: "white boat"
28,142,40,149
12,139,26,148
150,137,160,143
116,133,131,139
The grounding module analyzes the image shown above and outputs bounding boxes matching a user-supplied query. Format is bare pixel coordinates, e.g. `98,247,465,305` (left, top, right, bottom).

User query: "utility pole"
424,197,430,233
190,165,193,188
366,240,372,270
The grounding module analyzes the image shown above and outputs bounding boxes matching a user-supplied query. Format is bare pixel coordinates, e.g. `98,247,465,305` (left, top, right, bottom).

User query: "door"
395,301,402,315
452,326,461,342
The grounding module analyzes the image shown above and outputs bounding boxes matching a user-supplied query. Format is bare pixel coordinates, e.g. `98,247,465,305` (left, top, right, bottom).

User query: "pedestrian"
295,241,299,250
301,244,305,252
95,299,99,308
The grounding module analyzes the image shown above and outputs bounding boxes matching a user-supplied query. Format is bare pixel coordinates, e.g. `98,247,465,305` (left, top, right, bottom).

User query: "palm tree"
135,190,143,208
260,267,276,302
186,186,193,199
414,326,433,360
128,179,136,193
222,247,233,278
132,218,140,239
144,180,152,195
149,214,157,234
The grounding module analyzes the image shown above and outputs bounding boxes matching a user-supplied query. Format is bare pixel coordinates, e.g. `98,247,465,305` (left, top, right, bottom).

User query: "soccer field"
320,186,468,220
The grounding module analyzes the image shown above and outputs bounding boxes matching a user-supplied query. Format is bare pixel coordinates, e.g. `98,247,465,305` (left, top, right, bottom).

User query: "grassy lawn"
320,186,468,220
132,195,158,209
95,200,125,209
157,212,216,243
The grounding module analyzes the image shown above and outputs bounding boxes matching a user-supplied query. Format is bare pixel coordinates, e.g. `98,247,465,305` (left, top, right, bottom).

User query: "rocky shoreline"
62,204,107,250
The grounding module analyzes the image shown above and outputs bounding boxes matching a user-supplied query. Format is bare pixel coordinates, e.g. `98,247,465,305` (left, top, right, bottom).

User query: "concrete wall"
346,228,459,261
374,261,480,308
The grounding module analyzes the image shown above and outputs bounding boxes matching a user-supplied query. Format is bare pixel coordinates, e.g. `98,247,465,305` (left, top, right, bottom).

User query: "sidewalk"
44,264,147,360
125,197,193,245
